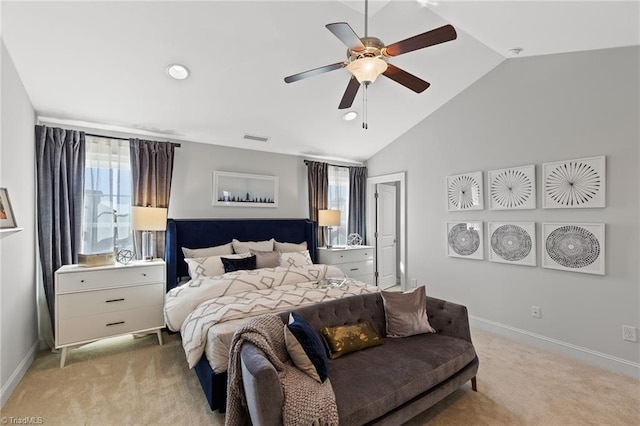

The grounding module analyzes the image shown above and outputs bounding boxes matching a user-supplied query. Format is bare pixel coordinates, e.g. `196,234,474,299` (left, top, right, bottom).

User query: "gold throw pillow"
320,321,383,359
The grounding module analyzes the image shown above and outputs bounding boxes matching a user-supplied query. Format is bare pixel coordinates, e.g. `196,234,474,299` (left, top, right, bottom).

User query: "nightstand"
55,259,166,368
317,246,375,285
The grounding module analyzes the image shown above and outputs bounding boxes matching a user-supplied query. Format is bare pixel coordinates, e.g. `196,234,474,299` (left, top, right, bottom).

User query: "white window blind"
327,165,350,246
81,136,134,254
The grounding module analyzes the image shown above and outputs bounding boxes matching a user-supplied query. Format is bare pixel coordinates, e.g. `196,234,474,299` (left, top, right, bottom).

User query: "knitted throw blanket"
225,314,339,426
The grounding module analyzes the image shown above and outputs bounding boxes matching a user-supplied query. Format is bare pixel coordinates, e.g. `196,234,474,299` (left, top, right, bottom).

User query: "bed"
164,218,376,412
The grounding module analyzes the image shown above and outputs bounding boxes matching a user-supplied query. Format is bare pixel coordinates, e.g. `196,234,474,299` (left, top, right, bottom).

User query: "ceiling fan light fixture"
343,111,358,121
166,64,190,80
347,57,388,84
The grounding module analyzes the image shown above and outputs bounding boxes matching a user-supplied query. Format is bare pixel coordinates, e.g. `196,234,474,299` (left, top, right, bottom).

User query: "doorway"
366,172,406,291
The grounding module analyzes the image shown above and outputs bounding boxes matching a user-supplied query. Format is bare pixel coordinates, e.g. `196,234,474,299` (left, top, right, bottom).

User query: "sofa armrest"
240,342,284,426
426,296,473,343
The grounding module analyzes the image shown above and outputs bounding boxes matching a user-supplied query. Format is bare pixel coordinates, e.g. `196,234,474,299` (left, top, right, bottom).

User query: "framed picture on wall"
542,156,605,208
212,171,278,207
446,221,484,260
488,164,536,210
542,222,605,275
488,222,536,266
0,187,18,229
446,171,484,211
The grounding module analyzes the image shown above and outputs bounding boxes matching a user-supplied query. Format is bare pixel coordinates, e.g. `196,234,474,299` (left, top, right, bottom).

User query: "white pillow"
279,250,313,268
185,252,251,278
275,240,308,253
232,238,274,254
181,242,233,258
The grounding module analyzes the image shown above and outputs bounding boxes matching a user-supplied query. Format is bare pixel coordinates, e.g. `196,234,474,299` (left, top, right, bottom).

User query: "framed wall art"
212,171,278,208
488,222,536,266
446,221,484,260
542,156,605,208
446,171,484,211
488,164,535,210
542,223,605,275
0,187,18,229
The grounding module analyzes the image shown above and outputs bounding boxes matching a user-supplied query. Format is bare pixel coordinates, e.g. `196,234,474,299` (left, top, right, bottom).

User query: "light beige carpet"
1,328,638,425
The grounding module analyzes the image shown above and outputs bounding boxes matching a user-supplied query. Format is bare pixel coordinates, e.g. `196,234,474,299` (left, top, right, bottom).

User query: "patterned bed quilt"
164,265,378,369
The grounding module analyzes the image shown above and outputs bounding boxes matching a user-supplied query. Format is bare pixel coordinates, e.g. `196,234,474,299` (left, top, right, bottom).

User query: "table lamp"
318,209,341,249
131,206,167,260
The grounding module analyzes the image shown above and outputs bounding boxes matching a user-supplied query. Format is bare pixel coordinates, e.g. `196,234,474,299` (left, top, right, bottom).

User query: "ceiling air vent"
242,133,270,143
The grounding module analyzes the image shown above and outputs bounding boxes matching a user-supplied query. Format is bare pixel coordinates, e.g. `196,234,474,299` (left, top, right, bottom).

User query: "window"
81,136,134,254
327,165,350,246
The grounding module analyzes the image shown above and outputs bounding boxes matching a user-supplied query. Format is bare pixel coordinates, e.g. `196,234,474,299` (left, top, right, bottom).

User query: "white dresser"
317,246,375,285
55,259,166,368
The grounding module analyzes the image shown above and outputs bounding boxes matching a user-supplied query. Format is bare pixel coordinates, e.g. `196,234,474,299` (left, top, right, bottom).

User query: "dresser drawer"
57,305,164,346
57,283,164,320
337,260,374,277
57,264,164,293
320,247,374,264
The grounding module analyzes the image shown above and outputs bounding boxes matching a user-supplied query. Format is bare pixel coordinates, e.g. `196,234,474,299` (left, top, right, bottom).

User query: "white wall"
169,141,308,219
366,47,639,375
0,41,38,407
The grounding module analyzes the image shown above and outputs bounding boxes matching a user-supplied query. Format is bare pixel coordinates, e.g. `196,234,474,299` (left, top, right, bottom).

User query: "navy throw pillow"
221,255,257,273
284,312,329,383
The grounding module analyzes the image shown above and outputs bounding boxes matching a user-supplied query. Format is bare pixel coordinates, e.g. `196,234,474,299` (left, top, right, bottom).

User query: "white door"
376,183,397,289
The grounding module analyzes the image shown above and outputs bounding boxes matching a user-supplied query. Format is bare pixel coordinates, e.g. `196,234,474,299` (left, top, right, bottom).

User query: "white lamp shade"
131,207,168,231
318,209,341,227
346,57,388,84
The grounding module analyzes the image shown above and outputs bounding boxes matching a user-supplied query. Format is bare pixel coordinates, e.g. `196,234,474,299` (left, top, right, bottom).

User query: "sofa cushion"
381,286,436,338
284,313,329,383
320,322,383,359
329,333,476,425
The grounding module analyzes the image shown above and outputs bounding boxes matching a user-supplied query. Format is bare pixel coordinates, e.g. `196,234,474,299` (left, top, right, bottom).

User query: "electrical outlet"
531,306,541,319
622,325,637,342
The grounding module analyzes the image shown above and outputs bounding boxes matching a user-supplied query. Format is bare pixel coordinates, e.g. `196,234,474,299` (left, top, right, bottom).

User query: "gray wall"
169,141,308,219
0,41,38,407
366,47,639,372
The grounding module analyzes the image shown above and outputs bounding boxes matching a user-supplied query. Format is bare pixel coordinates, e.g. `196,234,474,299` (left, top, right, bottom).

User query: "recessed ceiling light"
343,111,358,121
166,64,190,80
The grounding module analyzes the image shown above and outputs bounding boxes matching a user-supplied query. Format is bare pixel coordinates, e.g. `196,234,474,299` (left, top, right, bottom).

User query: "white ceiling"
2,1,638,162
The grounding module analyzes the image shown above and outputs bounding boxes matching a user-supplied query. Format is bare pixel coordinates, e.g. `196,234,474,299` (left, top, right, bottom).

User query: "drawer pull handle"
105,298,125,303
106,321,125,327
80,280,85,283
142,273,147,277
350,268,359,271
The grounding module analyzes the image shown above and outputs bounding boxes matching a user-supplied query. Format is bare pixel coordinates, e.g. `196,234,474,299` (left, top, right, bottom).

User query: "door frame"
366,172,406,290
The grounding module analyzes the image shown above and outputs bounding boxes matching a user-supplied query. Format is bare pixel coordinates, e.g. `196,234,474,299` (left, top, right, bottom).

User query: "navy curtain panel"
35,125,86,327
129,138,176,259
348,166,367,243
306,161,328,247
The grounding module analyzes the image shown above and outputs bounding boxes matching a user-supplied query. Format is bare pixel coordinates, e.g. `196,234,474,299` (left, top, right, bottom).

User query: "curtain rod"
85,132,181,147
303,159,365,168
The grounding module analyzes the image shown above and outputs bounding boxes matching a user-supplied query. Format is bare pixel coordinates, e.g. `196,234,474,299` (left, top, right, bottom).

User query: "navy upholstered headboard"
165,218,317,291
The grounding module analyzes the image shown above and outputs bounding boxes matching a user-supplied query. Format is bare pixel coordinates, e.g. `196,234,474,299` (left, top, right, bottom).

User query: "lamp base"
141,231,155,261
325,227,333,249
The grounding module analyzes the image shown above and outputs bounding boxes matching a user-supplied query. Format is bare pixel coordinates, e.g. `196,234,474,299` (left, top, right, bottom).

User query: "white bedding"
164,264,378,371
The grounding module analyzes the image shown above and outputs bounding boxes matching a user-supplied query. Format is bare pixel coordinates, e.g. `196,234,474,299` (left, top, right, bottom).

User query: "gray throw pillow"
181,242,233,258
381,286,436,338
275,240,308,253
249,249,281,269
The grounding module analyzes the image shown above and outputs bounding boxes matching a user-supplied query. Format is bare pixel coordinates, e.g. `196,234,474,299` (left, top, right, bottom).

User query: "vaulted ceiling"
2,1,638,162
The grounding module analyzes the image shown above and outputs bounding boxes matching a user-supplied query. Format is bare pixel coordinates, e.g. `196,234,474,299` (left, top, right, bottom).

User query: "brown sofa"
240,292,479,425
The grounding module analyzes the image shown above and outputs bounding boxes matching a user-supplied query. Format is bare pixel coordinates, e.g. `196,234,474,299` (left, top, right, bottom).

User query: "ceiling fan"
284,0,457,111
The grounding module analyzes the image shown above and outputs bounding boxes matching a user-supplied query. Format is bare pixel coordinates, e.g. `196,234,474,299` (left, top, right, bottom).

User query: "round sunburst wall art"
447,222,483,259
489,165,535,210
490,224,533,264
543,156,605,208
447,171,483,211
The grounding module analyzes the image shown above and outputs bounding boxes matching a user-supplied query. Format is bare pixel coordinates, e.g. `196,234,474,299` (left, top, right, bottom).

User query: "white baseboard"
0,339,39,408
470,315,640,379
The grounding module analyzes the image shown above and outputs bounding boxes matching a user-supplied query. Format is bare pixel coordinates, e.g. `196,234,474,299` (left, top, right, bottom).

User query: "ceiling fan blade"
284,62,347,83
383,64,430,93
326,22,366,51
383,24,457,57
338,77,361,109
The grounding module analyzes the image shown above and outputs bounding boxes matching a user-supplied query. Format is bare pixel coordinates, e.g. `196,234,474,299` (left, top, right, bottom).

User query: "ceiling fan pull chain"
363,83,368,130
